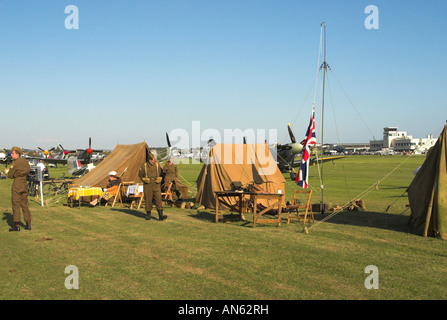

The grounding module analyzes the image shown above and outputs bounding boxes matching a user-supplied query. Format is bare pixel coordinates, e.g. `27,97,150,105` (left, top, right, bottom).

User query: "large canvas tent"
196,143,286,209
73,142,150,188
408,125,447,239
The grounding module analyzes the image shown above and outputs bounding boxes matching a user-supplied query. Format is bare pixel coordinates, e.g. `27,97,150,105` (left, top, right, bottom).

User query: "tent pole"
320,21,327,214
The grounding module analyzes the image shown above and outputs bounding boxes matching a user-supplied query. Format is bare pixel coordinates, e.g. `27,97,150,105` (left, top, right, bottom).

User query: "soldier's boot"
145,211,151,220
9,223,20,232
158,210,167,221
24,221,31,231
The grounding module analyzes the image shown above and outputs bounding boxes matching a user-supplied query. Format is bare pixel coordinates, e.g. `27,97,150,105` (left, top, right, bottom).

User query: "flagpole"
320,21,327,214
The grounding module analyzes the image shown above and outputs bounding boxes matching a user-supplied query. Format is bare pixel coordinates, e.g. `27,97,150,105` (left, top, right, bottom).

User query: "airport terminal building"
370,127,437,154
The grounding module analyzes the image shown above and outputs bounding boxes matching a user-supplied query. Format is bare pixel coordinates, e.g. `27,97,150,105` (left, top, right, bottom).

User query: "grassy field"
0,155,446,301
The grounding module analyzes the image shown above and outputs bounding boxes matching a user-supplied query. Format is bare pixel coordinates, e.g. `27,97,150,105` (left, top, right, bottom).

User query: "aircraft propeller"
273,124,305,180
166,132,171,148
37,146,55,157
87,136,93,154
58,144,77,157
276,124,303,153
75,137,103,163
288,123,296,144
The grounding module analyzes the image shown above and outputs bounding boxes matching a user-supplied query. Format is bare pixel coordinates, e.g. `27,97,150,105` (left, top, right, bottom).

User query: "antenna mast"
320,22,329,214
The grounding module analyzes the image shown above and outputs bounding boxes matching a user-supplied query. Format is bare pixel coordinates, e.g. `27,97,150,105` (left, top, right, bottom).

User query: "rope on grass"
45,195,65,207
176,170,198,197
384,189,408,213
305,137,436,233
306,180,378,231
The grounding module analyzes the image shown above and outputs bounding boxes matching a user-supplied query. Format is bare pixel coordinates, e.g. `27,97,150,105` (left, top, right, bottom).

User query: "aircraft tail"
67,156,84,176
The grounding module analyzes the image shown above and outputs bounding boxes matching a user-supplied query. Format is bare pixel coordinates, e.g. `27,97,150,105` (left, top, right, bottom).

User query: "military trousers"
11,189,31,224
143,182,163,212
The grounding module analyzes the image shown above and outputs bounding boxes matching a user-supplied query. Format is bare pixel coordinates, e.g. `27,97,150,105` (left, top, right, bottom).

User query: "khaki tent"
73,142,150,188
195,143,286,209
408,125,447,239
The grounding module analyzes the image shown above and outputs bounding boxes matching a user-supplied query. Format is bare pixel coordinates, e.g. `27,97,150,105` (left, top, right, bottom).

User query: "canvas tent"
407,124,447,239
73,142,150,188
195,143,286,210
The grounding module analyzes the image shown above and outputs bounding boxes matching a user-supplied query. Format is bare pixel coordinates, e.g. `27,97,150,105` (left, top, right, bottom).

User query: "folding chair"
161,181,173,204
103,183,122,207
127,183,144,209
111,182,138,208
287,189,313,225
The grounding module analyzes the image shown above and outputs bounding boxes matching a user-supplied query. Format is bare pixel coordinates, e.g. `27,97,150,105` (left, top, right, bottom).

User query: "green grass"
1,155,446,300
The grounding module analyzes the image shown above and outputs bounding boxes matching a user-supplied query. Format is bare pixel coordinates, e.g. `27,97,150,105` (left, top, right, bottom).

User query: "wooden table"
214,191,284,227
67,187,103,207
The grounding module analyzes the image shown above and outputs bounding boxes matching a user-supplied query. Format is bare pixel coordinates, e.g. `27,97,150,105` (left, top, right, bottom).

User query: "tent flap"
408,125,447,239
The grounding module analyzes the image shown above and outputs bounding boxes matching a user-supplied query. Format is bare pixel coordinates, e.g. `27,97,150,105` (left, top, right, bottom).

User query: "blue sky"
1,0,446,150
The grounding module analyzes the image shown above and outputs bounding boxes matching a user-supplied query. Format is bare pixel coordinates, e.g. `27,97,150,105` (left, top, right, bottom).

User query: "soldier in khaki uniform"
162,156,182,199
7,147,32,231
163,156,178,182
138,153,167,221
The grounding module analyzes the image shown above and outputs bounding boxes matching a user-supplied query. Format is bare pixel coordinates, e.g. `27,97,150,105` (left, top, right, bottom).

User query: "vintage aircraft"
2,133,173,177
0,148,11,165
31,138,104,166
18,138,105,176
37,146,56,158
60,137,106,175
66,133,173,176
271,124,346,180
79,138,104,162
54,144,76,160
66,156,93,176
0,148,9,159
0,147,34,166
271,124,305,174
34,145,70,167
150,133,172,162
1,147,46,165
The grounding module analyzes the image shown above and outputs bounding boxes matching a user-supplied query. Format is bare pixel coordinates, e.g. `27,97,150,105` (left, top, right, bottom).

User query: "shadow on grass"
110,208,147,220
191,209,246,221
313,210,412,234
190,209,252,226
190,208,415,234
110,207,171,221
190,210,215,223
190,209,285,228
2,212,14,228
379,186,408,190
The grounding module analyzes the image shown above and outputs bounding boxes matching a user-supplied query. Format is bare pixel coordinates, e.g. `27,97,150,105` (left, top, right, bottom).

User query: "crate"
312,203,329,212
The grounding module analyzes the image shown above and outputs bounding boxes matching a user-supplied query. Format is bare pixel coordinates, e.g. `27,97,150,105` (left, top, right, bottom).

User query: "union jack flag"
295,105,316,188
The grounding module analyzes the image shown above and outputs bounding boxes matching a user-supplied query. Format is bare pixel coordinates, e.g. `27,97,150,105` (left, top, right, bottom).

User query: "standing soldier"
7,147,32,231
162,156,182,199
163,156,178,183
138,153,167,221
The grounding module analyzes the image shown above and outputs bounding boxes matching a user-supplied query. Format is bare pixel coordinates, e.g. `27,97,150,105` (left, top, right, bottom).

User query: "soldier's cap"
11,146,22,155
147,153,154,160
108,171,117,177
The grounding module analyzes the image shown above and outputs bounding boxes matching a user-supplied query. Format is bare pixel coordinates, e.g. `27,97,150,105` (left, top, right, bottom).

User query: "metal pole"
40,181,44,206
320,22,327,214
